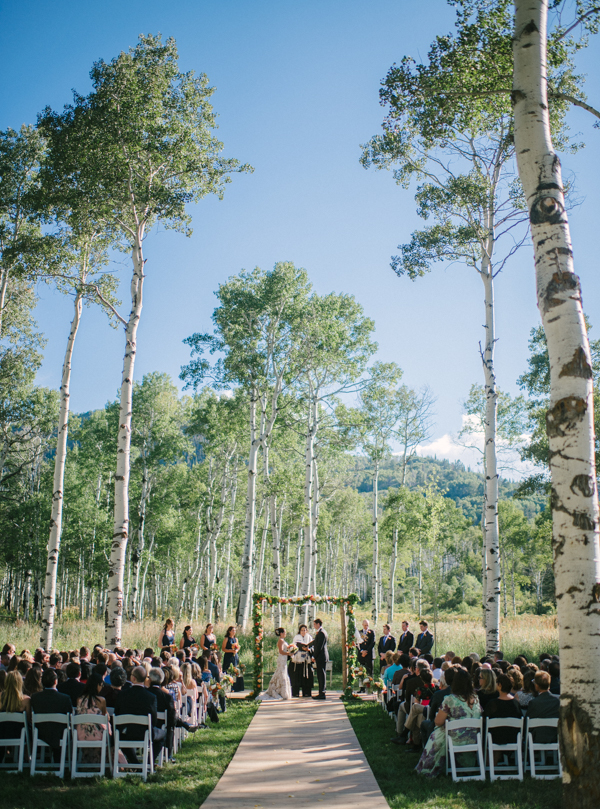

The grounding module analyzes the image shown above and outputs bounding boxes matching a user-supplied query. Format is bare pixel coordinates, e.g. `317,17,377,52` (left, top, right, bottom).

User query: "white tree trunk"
481,268,501,653
302,397,315,598
106,233,145,648
513,4,600,802
236,390,259,629
128,467,150,620
388,526,398,623
222,474,237,619
40,289,83,650
270,493,282,626
372,463,379,624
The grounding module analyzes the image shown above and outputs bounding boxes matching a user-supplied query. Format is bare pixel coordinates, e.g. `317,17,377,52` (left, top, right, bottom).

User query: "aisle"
200,696,389,808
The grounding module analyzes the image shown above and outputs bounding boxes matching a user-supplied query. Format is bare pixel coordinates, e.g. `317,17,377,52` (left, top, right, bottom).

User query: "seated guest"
49,652,62,670
548,661,560,695
443,650,456,663
391,660,430,743
432,658,443,682
101,666,127,708
494,650,504,662
381,649,394,675
506,666,524,697
383,652,402,689
404,669,437,748
477,668,499,710
483,673,522,748
416,667,481,777
23,666,43,696
74,673,119,765
420,665,456,747
526,671,560,743
114,665,157,764
393,656,416,696
515,669,537,710
0,644,15,672
30,669,72,761
58,661,86,707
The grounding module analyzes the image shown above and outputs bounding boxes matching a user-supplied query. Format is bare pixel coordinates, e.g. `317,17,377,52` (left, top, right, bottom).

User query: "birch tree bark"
513,3,600,802
40,288,83,650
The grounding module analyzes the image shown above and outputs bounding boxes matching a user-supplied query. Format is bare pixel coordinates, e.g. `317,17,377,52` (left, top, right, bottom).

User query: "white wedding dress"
259,640,292,701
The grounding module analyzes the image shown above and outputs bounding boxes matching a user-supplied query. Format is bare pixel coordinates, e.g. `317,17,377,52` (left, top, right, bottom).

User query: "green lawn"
345,700,564,809
0,700,257,809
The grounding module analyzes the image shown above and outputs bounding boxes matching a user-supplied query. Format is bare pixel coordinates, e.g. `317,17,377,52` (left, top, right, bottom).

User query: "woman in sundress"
416,667,481,777
75,673,122,765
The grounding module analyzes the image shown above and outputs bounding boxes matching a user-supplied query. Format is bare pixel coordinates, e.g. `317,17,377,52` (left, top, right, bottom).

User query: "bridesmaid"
200,623,217,655
158,618,175,649
180,625,196,650
221,626,240,673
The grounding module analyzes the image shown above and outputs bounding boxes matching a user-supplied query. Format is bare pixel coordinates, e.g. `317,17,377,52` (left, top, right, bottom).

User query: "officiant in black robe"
289,625,314,697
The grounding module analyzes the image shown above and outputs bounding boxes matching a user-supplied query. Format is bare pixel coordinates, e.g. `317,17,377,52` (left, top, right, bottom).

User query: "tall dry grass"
1,609,558,673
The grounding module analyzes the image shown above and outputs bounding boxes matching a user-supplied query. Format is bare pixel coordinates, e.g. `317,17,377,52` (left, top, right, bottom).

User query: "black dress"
160,630,175,648
483,697,523,744
182,633,196,649
289,637,314,697
223,636,239,672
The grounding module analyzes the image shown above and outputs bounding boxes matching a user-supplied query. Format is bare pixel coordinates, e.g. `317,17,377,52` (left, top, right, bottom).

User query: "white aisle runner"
200,697,389,808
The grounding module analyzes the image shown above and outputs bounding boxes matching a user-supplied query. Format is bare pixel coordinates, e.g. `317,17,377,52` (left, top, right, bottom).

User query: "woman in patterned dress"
416,667,481,777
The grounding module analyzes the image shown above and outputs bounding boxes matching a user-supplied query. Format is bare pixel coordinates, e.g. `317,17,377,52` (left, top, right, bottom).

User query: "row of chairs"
0,687,208,782
381,687,561,781
444,716,562,781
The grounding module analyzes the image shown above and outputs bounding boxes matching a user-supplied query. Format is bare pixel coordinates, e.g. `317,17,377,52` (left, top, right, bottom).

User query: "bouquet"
230,665,241,677
211,643,218,651
231,642,240,652
286,644,298,656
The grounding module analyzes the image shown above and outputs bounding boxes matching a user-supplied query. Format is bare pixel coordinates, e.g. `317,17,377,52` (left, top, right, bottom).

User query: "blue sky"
1,1,599,474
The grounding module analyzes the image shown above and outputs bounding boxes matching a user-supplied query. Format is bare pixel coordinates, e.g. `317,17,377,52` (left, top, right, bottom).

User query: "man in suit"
358,620,376,677
30,668,72,761
310,618,329,700
377,624,396,672
527,671,560,743
397,621,414,654
114,666,157,763
415,621,434,656
57,661,85,707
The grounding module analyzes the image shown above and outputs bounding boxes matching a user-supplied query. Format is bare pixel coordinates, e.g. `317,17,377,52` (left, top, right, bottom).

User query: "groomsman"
415,620,434,656
397,621,414,654
377,624,396,672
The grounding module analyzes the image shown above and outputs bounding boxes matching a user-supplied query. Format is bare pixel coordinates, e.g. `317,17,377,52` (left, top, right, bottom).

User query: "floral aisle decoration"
250,592,360,699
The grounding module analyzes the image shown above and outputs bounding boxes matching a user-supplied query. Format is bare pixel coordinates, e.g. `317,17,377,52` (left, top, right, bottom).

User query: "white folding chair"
485,717,524,781
526,718,562,779
0,711,30,772
30,712,70,778
326,661,333,687
71,713,112,778
445,718,485,782
155,711,169,767
106,707,115,717
112,714,154,781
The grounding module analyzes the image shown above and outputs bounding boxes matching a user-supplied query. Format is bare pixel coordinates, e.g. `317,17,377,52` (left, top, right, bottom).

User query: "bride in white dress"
259,628,293,701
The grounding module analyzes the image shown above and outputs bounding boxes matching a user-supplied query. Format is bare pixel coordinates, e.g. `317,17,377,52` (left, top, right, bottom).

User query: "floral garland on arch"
250,592,360,698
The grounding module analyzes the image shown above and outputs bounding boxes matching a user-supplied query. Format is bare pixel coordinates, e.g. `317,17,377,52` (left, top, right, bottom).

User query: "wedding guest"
432,657,443,682
290,625,313,698
515,669,537,710
358,620,375,677
58,661,86,707
114,666,157,764
74,673,112,765
415,668,481,777
392,659,430,742
23,666,43,696
29,669,71,762
383,652,402,689
483,673,522,751
527,671,560,743
179,625,196,650
0,671,32,744
398,621,414,654
477,668,499,710
101,666,127,708
549,661,560,695
377,624,396,672
419,665,456,747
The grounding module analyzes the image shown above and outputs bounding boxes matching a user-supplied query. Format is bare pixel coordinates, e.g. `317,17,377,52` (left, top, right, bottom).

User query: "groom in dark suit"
310,618,329,700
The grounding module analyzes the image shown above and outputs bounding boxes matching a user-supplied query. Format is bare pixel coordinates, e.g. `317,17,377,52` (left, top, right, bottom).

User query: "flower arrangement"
239,663,246,673
371,679,385,693
221,674,235,692
209,678,223,694
230,665,241,677
351,665,367,679
362,676,373,690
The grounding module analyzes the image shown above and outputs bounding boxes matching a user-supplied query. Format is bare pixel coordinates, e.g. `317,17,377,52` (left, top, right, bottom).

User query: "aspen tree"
513,1,600,802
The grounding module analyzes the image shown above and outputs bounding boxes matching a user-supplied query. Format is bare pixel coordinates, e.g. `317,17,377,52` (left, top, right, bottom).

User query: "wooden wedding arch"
250,592,360,697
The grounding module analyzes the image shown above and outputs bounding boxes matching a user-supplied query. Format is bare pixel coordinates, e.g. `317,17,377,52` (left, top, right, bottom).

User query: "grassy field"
0,699,258,809
345,699,563,809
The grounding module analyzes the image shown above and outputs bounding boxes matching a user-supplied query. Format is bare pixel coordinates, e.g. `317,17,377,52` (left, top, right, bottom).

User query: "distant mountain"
348,454,546,524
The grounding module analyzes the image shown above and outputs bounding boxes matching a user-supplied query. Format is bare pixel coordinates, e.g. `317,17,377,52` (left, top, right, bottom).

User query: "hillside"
348,454,546,524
